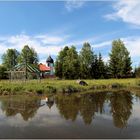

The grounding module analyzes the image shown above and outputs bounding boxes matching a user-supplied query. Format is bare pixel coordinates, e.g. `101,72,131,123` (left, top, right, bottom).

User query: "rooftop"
39,64,50,71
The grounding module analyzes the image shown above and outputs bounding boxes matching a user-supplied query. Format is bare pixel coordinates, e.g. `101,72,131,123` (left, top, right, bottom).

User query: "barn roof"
14,63,40,73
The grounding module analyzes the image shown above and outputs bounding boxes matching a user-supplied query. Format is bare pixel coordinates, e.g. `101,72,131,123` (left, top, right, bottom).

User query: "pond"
0,90,140,138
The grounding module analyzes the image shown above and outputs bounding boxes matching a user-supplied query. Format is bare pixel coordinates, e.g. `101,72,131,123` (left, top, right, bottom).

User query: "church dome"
46,55,54,63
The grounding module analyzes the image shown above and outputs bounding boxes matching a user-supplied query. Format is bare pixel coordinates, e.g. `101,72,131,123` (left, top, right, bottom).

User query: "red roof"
39,64,50,71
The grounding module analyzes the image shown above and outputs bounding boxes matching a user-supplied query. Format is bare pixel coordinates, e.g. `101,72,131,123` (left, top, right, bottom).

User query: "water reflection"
55,95,80,121
55,90,133,127
110,90,133,128
55,92,107,124
0,90,134,128
0,96,55,121
1,97,41,121
46,96,54,109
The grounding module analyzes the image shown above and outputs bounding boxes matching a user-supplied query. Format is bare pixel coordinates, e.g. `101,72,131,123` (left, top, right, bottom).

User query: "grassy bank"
0,78,140,95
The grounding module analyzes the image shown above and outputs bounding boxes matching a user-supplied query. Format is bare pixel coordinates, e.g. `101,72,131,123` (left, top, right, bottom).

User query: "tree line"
55,39,133,79
0,45,38,79
0,39,140,79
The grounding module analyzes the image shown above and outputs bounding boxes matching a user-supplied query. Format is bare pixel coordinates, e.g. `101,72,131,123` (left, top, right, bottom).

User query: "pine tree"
104,63,111,79
91,54,98,79
109,39,132,78
98,53,105,79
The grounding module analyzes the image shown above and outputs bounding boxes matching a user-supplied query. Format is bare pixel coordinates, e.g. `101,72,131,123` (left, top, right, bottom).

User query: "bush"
0,65,8,79
35,88,44,94
45,86,56,93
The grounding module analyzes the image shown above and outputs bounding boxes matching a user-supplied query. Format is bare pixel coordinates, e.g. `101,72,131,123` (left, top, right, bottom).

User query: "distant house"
39,63,51,72
39,55,55,78
39,63,50,78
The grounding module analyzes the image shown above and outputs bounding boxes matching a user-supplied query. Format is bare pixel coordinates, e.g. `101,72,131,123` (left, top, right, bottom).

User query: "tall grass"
0,78,139,95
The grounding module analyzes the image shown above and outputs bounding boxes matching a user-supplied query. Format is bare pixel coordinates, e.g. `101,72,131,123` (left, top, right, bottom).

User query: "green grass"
0,78,140,95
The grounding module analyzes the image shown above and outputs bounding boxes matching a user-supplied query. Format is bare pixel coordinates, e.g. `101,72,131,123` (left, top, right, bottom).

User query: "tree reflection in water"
79,92,107,124
55,90,133,127
110,90,133,128
0,96,55,121
55,95,80,121
55,92,107,125
1,97,41,121
0,90,133,128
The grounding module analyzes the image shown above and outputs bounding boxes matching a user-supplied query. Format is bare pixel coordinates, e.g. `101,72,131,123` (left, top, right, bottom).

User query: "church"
39,55,55,78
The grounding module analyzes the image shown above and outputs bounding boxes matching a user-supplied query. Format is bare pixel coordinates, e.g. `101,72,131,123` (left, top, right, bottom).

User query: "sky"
0,0,140,68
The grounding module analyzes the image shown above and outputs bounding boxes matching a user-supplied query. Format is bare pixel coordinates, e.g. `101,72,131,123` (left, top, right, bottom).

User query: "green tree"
18,45,38,65
91,53,106,79
104,63,111,79
55,46,69,78
2,49,19,70
63,46,80,79
91,54,98,79
79,42,94,79
98,53,106,79
109,39,132,78
0,65,7,79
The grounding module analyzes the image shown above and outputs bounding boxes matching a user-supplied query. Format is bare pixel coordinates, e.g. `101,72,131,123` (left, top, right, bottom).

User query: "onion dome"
46,55,54,64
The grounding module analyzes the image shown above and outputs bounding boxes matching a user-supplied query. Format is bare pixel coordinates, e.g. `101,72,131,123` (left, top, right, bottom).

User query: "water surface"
0,90,140,138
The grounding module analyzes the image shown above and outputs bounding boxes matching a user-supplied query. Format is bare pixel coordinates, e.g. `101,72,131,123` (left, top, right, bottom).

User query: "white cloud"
65,39,88,47
91,36,140,58
7,34,30,45
121,36,140,58
65,0,86,12
64,36,100,47
91,36,140,67
0,34,66,63
0,33,98,64
35,35,66,45
35,45,62,56
105,0,140,26
1,32,140,67
0,44,8,54
92,40,111,48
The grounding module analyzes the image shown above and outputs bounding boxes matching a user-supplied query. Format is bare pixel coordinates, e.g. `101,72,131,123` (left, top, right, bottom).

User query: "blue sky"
0,0,140,68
